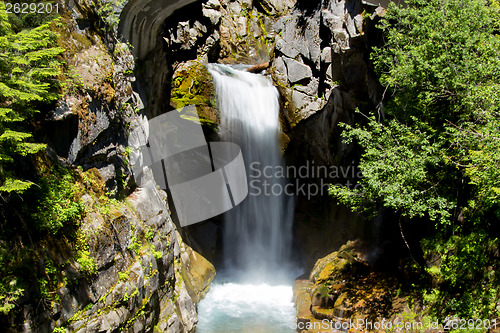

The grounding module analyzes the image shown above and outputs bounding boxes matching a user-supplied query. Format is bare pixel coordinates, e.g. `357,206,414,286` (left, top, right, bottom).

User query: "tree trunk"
246,62,270,73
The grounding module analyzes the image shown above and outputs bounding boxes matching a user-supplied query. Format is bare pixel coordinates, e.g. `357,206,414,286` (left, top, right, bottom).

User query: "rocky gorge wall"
10,166,215,333
3,1,215,332
107,0,388,269
269,0,389,268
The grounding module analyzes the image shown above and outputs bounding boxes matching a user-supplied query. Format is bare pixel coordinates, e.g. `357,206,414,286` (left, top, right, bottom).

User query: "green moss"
118,271,129,281
170,62,214,110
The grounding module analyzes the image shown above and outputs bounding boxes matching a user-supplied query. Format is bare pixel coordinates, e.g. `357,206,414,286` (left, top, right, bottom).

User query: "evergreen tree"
0,0,64,193
0,0,64,315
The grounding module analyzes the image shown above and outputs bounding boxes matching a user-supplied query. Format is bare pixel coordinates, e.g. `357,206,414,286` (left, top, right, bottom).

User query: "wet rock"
294,278,314,329
176,231,216,303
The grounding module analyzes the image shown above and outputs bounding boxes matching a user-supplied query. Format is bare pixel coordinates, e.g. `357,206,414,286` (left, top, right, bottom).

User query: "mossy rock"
170,60,219,133
316,259,349,284
176,231,216,303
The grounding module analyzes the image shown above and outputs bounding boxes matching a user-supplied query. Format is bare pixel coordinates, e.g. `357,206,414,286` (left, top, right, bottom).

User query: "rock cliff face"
6,1,215,332
270,0,386,266
53,174,212,333
273,0,383,164
12,168,215,333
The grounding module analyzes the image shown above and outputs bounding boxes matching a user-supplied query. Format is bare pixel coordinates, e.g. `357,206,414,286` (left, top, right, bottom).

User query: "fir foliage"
0,0,64,193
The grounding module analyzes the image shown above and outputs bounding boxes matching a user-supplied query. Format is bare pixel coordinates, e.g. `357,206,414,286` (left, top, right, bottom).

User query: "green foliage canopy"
332,0,500,227
330,0,500,318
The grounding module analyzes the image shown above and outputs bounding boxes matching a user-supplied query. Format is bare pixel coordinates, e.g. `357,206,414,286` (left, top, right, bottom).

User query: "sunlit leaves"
331,0,500,319
330,114,455,224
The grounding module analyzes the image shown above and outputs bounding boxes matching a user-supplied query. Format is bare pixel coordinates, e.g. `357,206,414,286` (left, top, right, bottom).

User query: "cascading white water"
209,64,294,280
196,64,297,332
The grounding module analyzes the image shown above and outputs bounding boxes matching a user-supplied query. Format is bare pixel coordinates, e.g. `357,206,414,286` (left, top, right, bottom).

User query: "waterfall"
196,64,297,332
207,64,294,282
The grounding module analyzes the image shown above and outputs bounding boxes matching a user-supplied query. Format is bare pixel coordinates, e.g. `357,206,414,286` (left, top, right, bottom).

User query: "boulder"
203,8,222,25
203,0,221,10
281,11,321,67
275,38,300,59
321,8,343,33
273,56,288,85
283,57,313,84
294,77,319,96
321,47,332,64
236,16,248,36
288,89,326,123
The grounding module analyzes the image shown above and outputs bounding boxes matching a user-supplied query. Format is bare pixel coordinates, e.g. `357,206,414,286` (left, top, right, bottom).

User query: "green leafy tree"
331,115,455,225
331,0,500,318
333,0,500,231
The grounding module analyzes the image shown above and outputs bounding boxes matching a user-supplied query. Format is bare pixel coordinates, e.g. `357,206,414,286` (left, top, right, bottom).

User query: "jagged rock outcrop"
15,168,214,333
257,0,296,15
270,0,386,268
273,0,384,163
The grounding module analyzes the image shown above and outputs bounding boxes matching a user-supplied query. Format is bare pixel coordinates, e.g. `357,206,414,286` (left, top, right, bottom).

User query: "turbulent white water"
196,281,296,333
198,64,297,332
